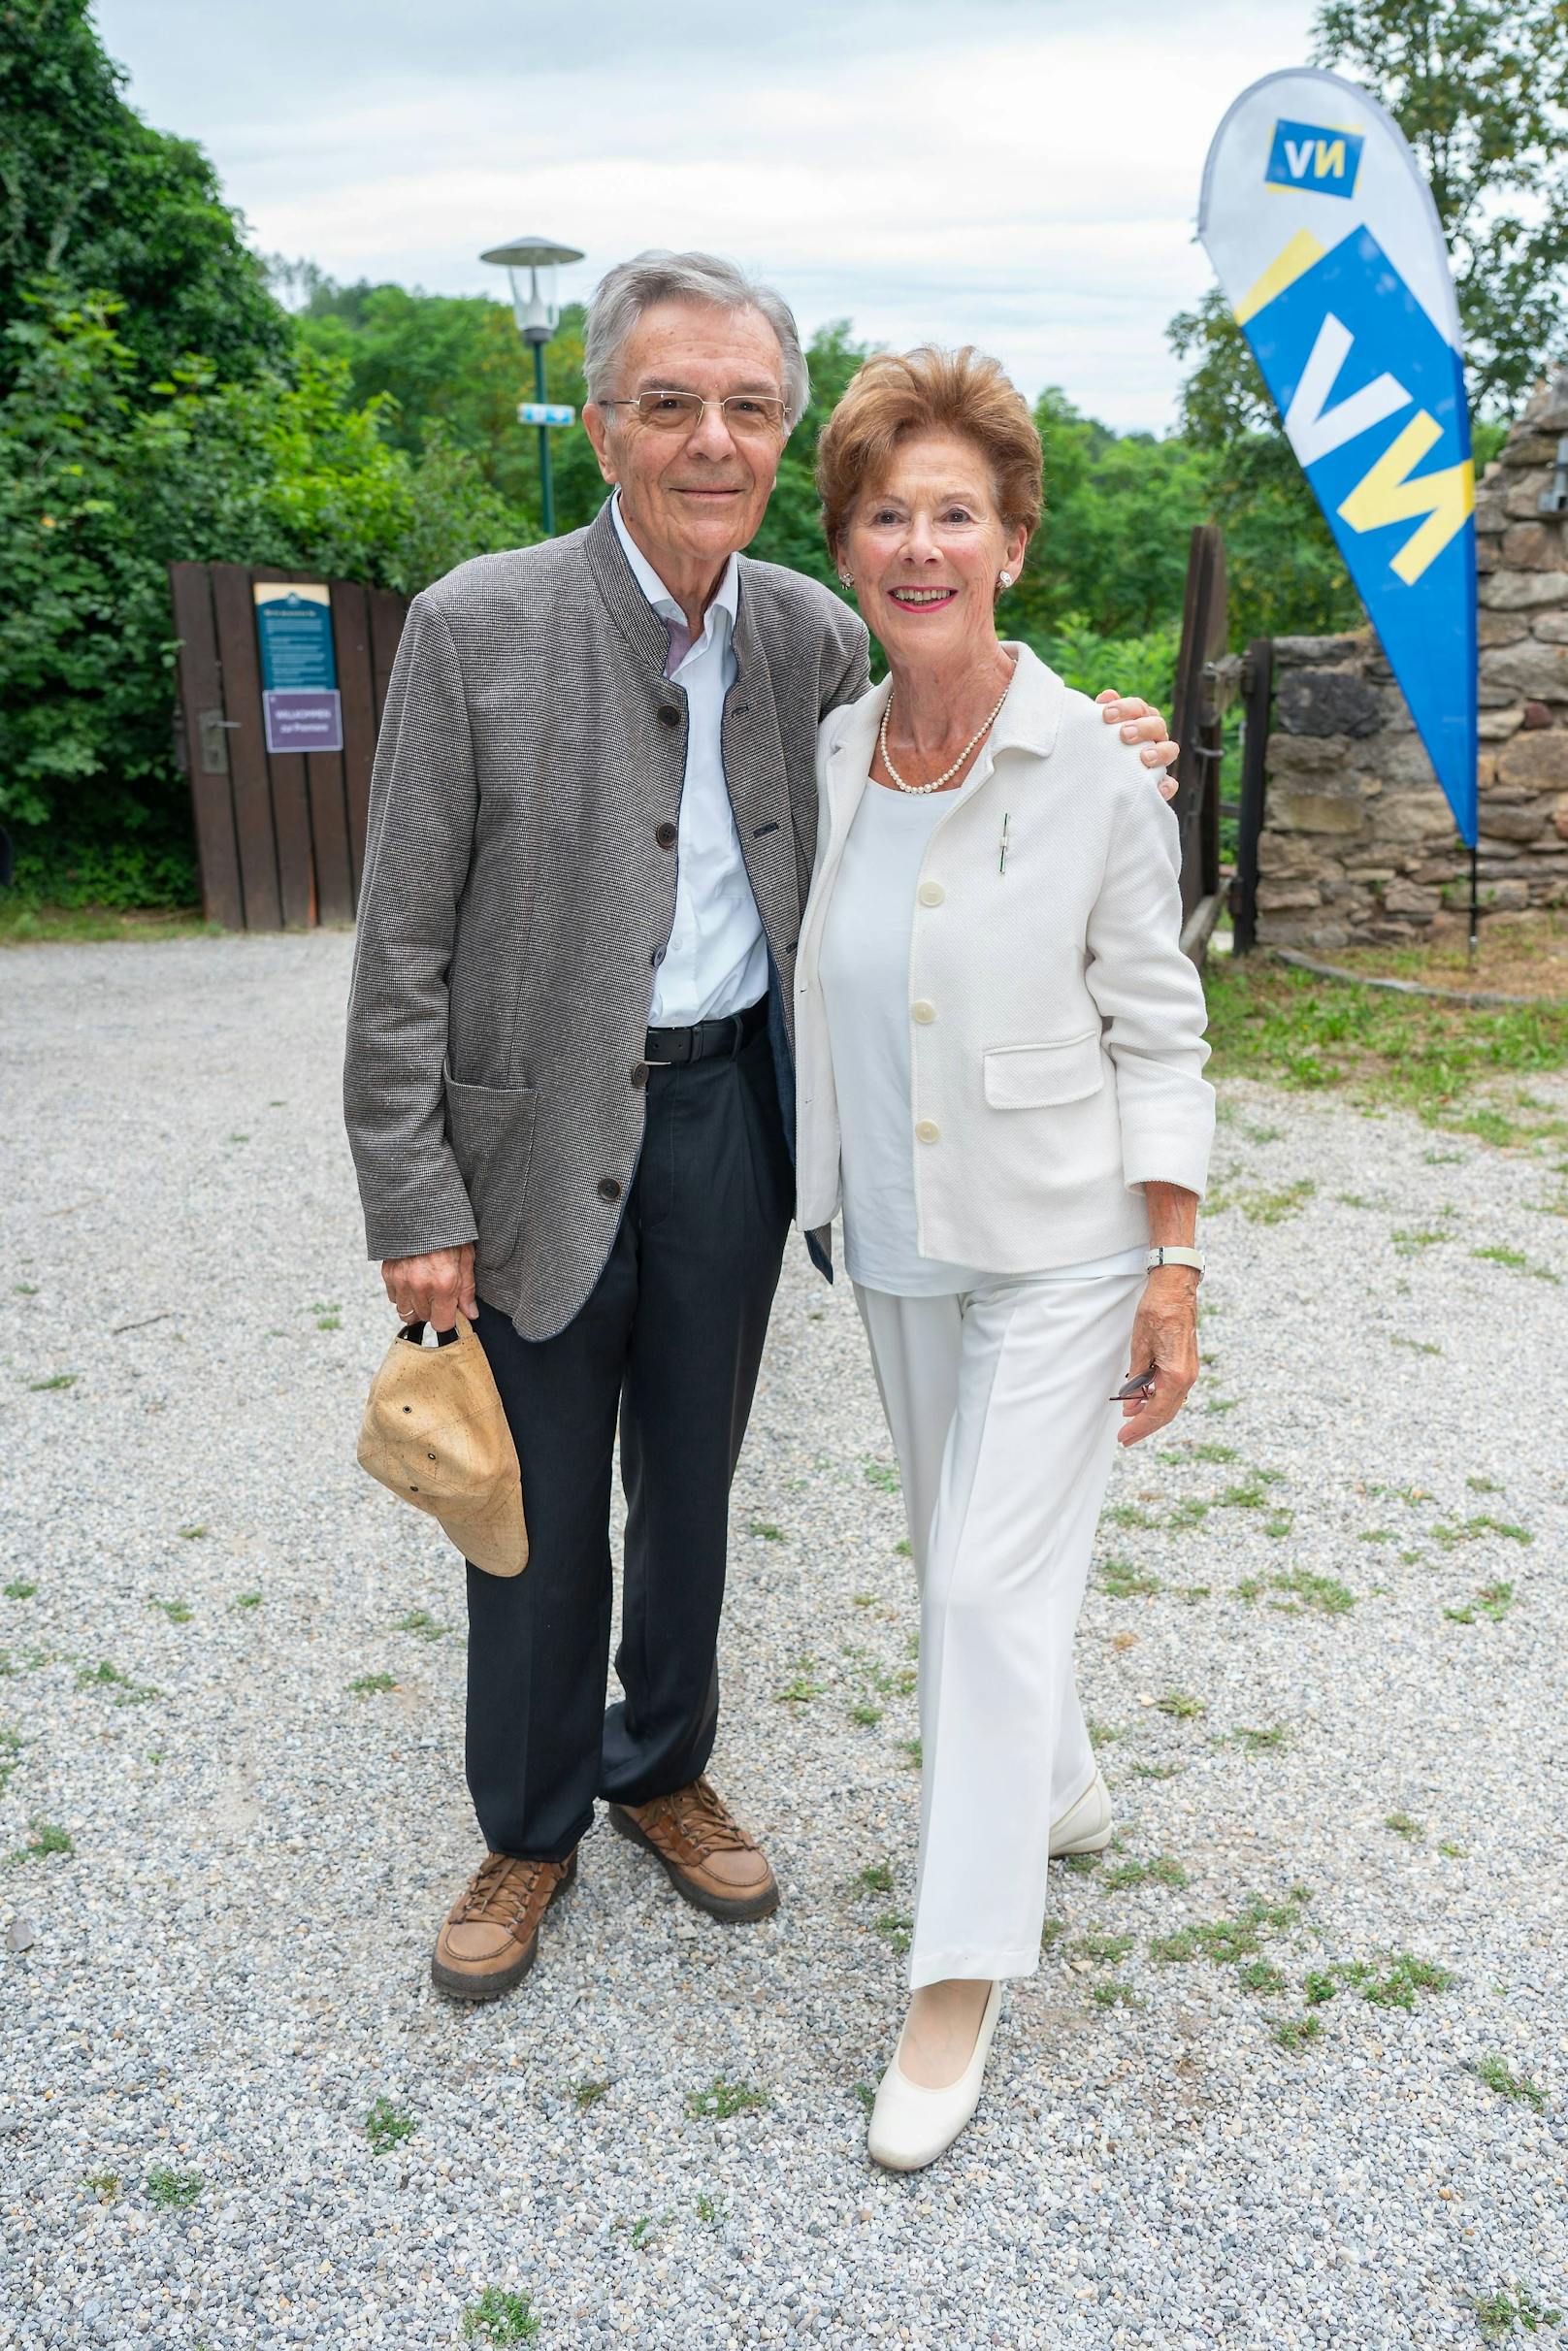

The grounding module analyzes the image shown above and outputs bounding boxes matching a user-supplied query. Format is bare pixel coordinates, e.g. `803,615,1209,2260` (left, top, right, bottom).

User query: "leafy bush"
0,292,524,905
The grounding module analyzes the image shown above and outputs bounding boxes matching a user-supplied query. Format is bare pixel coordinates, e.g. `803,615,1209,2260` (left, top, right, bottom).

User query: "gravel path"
1,932,1564,2351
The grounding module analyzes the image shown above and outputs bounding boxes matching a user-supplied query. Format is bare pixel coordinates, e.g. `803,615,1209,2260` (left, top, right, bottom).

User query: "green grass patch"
75,1660,159,1705
28,1373,78,1391
392,1609,448,1640
348,1672,398,1697
144,2167,203,2210
1202,958,1568,1141
686,2076,770,2120
1092,1979,1143,2008
1472,1245,1560,1283
147,1598,192,1624
1445,1582,1517,1625
1273,2015,1323,2052
1234,1567,1356,1616
1155,1690,1206,1719
774,1658,824,1705
572,2080,611,2111
1468,2055,1545,2111
1385,1812,1423,1840
873,1911,913,1954
850,1860,895,1897
461,2289,540,2345
1473,2284,1562,2342
365,2097,414,2152
1096,1557,1161,1600
3,1581,37,1600
6,1818,72,1866
1072,1932,1134,1966
863,1459,900,1494
1101,1853,1189,1891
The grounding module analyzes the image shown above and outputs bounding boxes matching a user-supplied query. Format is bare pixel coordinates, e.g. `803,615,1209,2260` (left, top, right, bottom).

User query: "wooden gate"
1168,524,1231,963
168,563,409,931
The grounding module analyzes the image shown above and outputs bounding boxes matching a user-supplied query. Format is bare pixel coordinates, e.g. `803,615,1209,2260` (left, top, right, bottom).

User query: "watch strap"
1147,1245,1205,1275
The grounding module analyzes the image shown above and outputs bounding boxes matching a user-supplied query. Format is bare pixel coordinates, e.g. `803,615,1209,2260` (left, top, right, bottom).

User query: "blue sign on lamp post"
480,234,585,537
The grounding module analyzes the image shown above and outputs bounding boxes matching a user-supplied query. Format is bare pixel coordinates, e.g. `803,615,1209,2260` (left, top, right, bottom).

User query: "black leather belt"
643,996,767,1067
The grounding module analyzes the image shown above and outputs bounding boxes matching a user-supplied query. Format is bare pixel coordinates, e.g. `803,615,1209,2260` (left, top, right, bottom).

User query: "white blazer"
793,643,1215,1273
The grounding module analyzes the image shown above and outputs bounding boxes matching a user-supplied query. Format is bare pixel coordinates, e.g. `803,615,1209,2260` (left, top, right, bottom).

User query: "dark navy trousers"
463,1021,794,1859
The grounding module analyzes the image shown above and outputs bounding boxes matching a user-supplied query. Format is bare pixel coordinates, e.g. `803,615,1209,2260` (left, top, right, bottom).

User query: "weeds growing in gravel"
1273,2015,1323,2052
874,1911,913,1953
234,1591,262,1610
850,1860,895,1896
1469,2056,1546,2111
348,1673,398,1697
572,2081,611,2112
82,2172,119,2203
75,1660,158,1705
748,1520,785,1542
1233,1567,1356,1616
5,1819,71,1865
1072,1933,1134,1966
1386,1812,1424,1840
862,1459,900,1494
392,1610,448,1640
1226,1724,1290,1753
774,1659,824,1705
147,1598,192,1623
1310,1952,1455,2009
1101,1854,1189,1891
461,2289,540,2344
3,1581,36,1600
1149,1885,1314,1969
897,1737,922,1768
145,2168,203,2209
1472,2284,1562,2342
696,2194,721,2223
1093,1979,1143,2008
1130,1760,1185,1780
28,1373,78,1391
1471,1245,1559,1283
686,2077,770,2120
1445,1584,1516,1624
1155,1691,1206,1719
0,1727,21,1793
1097,1558,1161,1599
365,2098,414,2152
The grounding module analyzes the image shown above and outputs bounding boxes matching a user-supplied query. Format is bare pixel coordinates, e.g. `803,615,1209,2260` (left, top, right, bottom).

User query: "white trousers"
855,1265,1143,1989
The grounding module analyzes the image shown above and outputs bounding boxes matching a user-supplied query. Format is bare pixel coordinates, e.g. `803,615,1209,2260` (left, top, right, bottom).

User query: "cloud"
94,0,1317,430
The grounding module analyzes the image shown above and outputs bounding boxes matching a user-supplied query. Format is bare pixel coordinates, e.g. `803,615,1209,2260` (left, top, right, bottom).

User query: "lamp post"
479,233,584,538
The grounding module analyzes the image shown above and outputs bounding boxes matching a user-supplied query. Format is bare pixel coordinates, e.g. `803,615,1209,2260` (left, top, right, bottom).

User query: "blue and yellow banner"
1199,68,1477,846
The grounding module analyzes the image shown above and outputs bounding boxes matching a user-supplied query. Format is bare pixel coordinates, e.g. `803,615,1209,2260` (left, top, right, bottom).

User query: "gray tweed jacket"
343,499,870,1341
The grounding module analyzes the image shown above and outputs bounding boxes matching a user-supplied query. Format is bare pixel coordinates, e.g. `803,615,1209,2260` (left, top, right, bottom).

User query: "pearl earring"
997,570,1013,591
839,572,853,588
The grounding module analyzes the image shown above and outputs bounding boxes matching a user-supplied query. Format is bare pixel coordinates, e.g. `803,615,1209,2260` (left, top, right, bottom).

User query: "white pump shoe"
1048,1766,1113,1856
866,1980,1003,2172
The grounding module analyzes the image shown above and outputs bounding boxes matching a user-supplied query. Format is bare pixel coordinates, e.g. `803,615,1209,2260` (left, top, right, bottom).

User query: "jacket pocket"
441,1064,539,1274
982,1030,1105,1110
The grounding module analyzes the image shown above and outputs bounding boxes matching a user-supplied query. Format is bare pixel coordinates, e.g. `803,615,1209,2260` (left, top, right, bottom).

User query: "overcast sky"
94,0,1318,434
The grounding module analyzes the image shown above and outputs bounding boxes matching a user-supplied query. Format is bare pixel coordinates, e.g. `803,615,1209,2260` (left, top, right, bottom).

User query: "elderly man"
343,250,1179,2001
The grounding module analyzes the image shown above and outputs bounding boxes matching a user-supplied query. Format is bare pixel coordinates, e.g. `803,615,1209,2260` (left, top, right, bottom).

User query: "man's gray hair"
584,250,810,431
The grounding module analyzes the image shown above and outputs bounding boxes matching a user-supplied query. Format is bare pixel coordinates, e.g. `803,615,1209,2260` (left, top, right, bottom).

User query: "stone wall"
1254,370,1568,948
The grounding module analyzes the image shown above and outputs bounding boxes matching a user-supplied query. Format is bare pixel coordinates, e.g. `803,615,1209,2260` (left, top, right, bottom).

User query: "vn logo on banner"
1199,69,1477,846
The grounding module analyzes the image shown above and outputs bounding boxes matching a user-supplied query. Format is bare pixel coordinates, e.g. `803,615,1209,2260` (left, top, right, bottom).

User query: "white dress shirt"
611,493,768,1026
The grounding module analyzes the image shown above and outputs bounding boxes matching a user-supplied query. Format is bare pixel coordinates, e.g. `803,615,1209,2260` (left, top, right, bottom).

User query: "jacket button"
655,821,677,849
917,881,945,907
911,998,936,1025
631,1062,650,1088
597,1175,623,1201
651,946,666,966
657,704,680,728
915,1119,940,1144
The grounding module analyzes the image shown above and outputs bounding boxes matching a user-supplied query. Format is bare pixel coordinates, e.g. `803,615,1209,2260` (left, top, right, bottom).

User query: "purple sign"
264,689,343,754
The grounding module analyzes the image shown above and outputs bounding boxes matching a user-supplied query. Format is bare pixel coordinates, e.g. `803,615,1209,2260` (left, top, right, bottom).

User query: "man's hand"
1096,691,1179,800
382,1244,477,1331
1116,1267,1199,1447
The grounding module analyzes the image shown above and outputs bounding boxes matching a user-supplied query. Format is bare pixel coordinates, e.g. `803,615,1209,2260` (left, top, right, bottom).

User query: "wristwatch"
1146,1245,1205,1277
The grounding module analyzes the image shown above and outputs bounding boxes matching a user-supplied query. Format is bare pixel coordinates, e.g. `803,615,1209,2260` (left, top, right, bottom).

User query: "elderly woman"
793,348,1215,2171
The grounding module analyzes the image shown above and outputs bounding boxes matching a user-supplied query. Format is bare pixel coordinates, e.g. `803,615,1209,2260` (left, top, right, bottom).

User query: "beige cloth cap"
356,1312,528,1578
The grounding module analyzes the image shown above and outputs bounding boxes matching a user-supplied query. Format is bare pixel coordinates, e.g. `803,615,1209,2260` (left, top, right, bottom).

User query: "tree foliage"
0,0,286,392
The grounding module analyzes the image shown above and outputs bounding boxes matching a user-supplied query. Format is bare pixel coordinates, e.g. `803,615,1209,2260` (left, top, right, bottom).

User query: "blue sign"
517,401,576,428
1264,117,1364,199
254,584,338,693
1243,225,1475,843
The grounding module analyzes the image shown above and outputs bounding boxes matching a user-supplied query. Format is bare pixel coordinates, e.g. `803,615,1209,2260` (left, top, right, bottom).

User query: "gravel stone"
0,933,1563,2350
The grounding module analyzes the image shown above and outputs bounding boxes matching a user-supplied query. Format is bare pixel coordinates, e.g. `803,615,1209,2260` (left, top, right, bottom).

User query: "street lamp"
479,233,585,538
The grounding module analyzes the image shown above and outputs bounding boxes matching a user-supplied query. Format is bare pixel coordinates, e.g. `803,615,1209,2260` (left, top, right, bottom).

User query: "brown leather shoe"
431,1846,577,2000
607,1776,778,1922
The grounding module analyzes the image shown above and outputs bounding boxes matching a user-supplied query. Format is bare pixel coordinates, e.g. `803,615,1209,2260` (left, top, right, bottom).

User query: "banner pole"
1468,840,1480,962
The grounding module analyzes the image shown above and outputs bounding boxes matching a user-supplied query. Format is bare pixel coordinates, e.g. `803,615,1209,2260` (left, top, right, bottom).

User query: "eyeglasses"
601,389,788,439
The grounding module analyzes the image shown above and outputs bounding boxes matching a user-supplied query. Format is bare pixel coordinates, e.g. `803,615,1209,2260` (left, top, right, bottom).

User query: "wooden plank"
210,563,281,931
248,565,317,928
168,563,244,931
368,590,408,731
332,581,377,901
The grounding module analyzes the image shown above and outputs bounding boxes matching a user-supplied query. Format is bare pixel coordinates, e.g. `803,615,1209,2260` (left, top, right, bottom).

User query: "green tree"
0,293,521,905
0,0,285,393
1314,0,1568,417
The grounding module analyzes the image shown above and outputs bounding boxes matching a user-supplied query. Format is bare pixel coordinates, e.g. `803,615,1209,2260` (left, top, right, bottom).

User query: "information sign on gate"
253,582,343,753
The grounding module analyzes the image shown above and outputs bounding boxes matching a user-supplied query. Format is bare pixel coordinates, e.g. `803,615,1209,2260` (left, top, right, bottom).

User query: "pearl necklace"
878,677,1013,795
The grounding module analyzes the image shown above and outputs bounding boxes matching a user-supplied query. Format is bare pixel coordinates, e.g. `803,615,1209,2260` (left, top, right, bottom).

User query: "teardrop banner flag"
1198,68,1477,847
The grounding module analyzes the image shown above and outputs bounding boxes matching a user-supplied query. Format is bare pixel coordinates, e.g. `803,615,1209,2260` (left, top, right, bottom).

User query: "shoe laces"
454,1851,552,1929
661,1777,753,1858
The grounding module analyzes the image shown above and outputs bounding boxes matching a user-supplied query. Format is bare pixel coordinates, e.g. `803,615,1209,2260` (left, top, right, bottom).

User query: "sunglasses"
1110,1361,1159,1404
